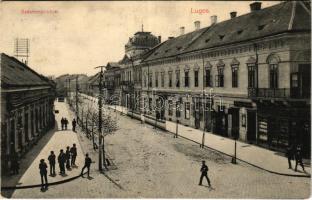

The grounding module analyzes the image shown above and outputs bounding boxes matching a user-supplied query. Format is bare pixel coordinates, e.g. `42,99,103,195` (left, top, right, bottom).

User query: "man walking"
295,145,305,172
39,159,48,190
70,143,77,167
65,146,71,170
48,151,56,176
72,118,77,132
199,160,211,187
58,149,66,174
81,153,92,178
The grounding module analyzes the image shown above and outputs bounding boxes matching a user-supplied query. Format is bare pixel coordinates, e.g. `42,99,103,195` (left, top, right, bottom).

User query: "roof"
1,53,53,88
144,1,311,62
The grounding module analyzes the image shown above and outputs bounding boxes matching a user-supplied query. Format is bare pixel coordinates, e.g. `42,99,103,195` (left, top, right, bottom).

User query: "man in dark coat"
58,149,66,174
295,145,305,172
39,159,48,190
48,151,56,176
64,118,68,130
72,119,77,132
61,118,65,130
70,143,77,167
199,160,211,187
81,153,92,178
65,146,71,170
286,144,295,169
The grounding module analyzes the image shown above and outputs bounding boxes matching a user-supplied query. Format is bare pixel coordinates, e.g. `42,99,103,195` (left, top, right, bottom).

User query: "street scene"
1,0,311,199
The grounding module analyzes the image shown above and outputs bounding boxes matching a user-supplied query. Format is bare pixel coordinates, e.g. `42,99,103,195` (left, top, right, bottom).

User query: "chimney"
250,2,262,12
194,21,200,30
158,36,161,43
180,27,185,35
230,11,237,19
211,15,217,25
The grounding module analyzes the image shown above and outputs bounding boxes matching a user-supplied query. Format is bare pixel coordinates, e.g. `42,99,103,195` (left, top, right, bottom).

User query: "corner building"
140,2,310,156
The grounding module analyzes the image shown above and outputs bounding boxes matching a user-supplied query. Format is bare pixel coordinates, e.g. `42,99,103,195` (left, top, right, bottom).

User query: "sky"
0,1,280,77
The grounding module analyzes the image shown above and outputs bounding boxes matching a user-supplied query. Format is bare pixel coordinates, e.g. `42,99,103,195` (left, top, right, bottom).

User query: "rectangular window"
216,67,224,87
149,73,152,87
248,64,257,88
149,98,153,111
161,72,165,87
184,71,189,87
194,70,199,87
168,100,173,116
155,72,159,87
176,70,180,87
169,72,173,87
232,65,239,88
269,64,278,89
205,69,211,87
185,102,190,119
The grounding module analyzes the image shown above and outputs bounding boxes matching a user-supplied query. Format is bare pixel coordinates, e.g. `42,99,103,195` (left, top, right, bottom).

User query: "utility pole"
201,52,206,148
76,76,79,122
96,65,108,171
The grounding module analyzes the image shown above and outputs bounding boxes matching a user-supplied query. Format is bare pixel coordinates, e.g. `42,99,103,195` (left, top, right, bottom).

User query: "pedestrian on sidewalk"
48,151,56,176
65,146,71,170
39,159,48,190
58,149,66,174
286,144,294,169
81,153,92,178
61,118,65,130
72,118,77,132
295,145,305,172
70,143,77,167
199,161,211,187
64,118,68,130
11,151,19,175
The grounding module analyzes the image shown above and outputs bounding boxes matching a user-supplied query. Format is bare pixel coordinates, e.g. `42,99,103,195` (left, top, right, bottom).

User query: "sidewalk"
80,93,311,176
3,101,85,196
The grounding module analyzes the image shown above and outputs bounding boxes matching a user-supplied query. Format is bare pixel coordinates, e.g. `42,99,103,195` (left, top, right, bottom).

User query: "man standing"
65,146,71,170
64,118,68,130
61,118,64,130
199,160,211,187
39,159,48,190
70,143,77,167
48,151,56,176
72,118,77,132
295,145,305,172
58,149,66,174
81,153,92,178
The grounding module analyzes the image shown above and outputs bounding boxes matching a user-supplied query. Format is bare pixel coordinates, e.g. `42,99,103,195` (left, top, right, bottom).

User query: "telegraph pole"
201,52,206,148
75,76,79,122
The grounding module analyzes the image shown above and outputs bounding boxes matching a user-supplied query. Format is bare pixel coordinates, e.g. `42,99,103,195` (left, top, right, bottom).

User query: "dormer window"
219,35,225,40
205,39,210,43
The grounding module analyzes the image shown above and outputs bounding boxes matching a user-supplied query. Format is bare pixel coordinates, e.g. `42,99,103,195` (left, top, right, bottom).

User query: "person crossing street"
199,160,211,187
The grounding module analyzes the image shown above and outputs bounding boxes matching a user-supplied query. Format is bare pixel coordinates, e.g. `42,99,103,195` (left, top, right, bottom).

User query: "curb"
109,105,311,178
1,173,87,190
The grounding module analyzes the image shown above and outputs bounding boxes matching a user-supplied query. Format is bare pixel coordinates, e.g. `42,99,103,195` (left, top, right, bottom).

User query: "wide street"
9,100,311,198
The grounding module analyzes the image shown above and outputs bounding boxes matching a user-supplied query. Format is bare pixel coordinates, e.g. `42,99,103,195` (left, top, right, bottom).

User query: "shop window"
185,102,190,119
168,100,173,116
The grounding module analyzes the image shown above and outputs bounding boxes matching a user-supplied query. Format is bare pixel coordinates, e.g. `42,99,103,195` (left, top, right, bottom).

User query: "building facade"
139,1,310,155
1,53,56,175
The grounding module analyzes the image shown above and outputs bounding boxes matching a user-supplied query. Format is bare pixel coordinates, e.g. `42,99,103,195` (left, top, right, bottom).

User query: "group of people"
60,117,69,130
286,144,305,172
39,143,78,190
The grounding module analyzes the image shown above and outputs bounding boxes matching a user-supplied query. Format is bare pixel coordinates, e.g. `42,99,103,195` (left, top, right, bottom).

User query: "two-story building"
140,1,310,155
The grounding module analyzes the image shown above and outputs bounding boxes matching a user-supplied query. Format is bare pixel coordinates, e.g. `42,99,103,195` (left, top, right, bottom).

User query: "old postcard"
0,0,311,198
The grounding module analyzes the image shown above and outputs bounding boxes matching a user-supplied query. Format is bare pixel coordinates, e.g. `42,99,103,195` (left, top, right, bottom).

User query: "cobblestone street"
8,101,311,198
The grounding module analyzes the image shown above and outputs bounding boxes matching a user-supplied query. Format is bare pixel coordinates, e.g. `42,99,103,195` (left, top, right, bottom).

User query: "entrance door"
10,119,15,154
247,111,256,142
